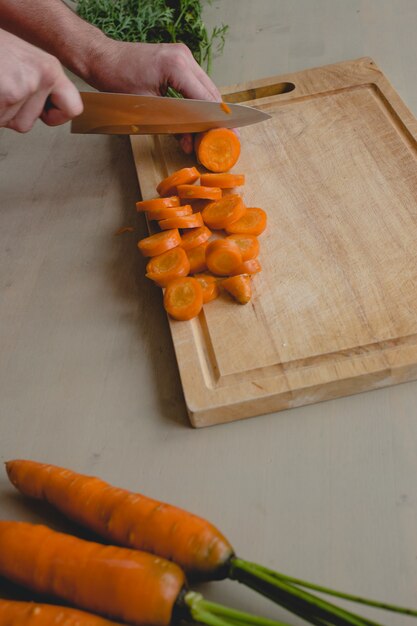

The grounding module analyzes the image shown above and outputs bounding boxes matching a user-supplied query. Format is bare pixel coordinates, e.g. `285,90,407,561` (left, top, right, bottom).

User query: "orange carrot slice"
231,258,262,275
180,226,212,251
177,185,222,201
220,102,232,115
205,239,242,276
159,213,204,230
156,167,200,197
200,174,245,188
147,205,192,221
202,195,245,230
163,277,203,321
222,274,252,304
137,229,181,257
226,234,259,261
225,207,267,236
146,247,190,287
194,273,220,303
136,196,180,212
186,242,208,274
195,129,240,173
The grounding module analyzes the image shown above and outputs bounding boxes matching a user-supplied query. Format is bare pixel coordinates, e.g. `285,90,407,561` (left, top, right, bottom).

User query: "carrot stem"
184,591,292,626
248,563,417,618
229,559,382,626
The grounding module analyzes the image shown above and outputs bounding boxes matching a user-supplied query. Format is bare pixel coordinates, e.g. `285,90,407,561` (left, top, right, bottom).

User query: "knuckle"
39,56,61,88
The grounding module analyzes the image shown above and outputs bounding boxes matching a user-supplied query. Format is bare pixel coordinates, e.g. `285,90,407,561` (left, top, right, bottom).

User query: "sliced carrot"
222,274,252,304
200,173,245,189
177,185,222,201
159,213,204,231
163,277,203,321
137,229,181,257
146,247,190,287
186,242,208,274
136,196,180,212
195,128,240,173
226,234,259,261
205,239,242,276
225,207,267,236
194,273,220,304
231,257,262,275
220,102,232,115
147,205,192,221
180,225,212,251
156,167,200,197
201,194,246,230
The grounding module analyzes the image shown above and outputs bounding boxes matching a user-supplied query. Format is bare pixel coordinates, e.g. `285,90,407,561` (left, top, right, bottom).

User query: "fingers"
41,75,83,126
162,43,222,102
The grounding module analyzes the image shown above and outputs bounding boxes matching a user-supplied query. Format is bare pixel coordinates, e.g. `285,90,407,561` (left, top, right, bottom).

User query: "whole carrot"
6,460,233,580
0,599,121,626
0,521,288,626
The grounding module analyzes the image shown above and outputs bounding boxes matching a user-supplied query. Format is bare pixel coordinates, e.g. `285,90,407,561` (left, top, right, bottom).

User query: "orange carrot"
136,196,180,212
180,226,212,251
0,521,184,626
177,185,222,201
5,460,233,581
205,239,242,276
186,243,208,274
146,205,193,221
163,277,203,321
225,207,267,236
231,258,262,275
146,247,190,287
194,273,220,303
200,174,245,189
137,229,181,257
221,275,252,304
220,102,232,115
226,234,259,261
195,129,240,173
0,600,121,626
201,195,245,230
159,213,203,231
156,167,200,197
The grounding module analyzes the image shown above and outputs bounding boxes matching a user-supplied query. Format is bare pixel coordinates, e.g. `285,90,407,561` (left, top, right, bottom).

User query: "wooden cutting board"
130,57,417,427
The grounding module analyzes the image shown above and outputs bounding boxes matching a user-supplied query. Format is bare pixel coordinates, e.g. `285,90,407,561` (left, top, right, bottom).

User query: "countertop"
1,2,417,624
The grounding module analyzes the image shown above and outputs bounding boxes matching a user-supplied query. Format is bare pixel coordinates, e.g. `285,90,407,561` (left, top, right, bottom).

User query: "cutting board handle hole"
224,82,295,104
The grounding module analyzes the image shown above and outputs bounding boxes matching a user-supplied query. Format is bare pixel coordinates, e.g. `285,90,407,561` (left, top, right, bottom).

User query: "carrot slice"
194,273,220,303
200,174,245,188
226,234,259,261
180,225,212,251
205,239,242,276
156,167,200,197
147,205,192,221
222,274,252,304
186,242,208,274
159,213,204,230
225,207,267,236
137,229,181,257
177,185,222,201
220,102,232,115
136,196,180,212
231,257,262,275
195,128,240,173
146,247,190,287
202,194,245,230
163,277,203,321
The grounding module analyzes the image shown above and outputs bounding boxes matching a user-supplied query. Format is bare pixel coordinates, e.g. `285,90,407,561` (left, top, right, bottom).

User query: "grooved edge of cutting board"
131,57,417,427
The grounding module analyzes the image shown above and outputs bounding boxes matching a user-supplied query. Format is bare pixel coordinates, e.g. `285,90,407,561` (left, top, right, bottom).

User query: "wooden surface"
132,57,417,426
1,2,417,625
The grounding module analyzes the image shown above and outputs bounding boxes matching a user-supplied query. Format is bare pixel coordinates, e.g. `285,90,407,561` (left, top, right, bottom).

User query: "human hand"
0,28,83,132
88,40,222,154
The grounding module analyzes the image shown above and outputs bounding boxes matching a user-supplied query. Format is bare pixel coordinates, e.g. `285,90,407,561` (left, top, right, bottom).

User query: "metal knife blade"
71,91,271,135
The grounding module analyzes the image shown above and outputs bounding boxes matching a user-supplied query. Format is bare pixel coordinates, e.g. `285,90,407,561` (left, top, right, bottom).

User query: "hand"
89,40,222,154
0,28,83,132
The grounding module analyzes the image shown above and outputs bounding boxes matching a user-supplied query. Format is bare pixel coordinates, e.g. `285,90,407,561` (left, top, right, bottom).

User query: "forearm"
0,0,109,85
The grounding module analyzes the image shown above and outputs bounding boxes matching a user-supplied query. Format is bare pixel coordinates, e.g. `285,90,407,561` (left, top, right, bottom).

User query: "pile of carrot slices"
136,150,267,321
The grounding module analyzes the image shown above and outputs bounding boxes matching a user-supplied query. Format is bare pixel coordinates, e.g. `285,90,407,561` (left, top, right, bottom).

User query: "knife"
70,91,271,135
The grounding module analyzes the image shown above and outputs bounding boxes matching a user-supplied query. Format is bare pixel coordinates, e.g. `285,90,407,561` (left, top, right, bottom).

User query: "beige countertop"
1,2,417,624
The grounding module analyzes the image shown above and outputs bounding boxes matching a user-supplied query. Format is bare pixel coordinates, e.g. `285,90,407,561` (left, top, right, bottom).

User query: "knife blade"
70,91,271,135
